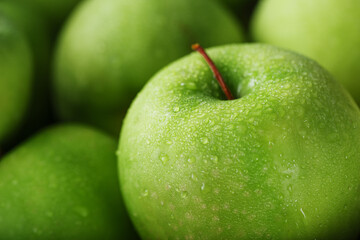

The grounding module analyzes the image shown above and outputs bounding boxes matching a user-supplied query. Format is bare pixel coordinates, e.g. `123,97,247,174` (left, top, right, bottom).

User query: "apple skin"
118,44,360,239
0,16,32,146
53,0,244,135
251,0,360,105
0,124,137,239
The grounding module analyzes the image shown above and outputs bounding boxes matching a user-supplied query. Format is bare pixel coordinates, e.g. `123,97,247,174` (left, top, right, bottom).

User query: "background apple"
0,124,137,239
118,44,360,239
53,0,245,135
1,0,83,27
0,15,32,147
0,2,53,144
217,0,259,37
251,0,360,105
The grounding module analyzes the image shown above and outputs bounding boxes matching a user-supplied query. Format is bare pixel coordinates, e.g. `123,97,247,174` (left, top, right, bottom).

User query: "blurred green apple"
118,44,360,239
0,15,32,147
54,0,244,135
0,2,50,79
2,0,83,26
0,2,52,140
0,124,137,239
251,0,360,105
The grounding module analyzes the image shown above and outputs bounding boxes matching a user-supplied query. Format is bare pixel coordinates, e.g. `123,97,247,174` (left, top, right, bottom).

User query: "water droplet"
201,182,206,191
181,191,188,199
166,140,173,145
200,137,209,144
173,106,180,112
283,83,291,89
187,157,196,164
211,155,218,164
247,214,256,221
186,82,197,90
254,189,262,196
284,174,291,179
300,208,306,219
190,173,198,182
159,154,169,165
141,189,149,197
287,184,293,192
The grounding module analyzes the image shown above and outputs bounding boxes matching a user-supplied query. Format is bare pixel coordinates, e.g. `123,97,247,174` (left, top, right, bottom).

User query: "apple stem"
192,43,234,100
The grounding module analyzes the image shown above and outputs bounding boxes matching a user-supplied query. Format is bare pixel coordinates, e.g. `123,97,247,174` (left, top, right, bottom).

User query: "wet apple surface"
118,44,360,239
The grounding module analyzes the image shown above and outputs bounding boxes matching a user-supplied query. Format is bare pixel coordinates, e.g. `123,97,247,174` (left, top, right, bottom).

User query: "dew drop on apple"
187,157,196,164
181,191,188,199
159,154,169,165
141,189,149,197
283,83,291,89
173,106,180,112
211,155,218,164
190,173,198,182
185,82,197,90
300,208,306,219
200,137,209,144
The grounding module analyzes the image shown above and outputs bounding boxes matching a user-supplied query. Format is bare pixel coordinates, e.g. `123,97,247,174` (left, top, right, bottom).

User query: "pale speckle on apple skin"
118,44,360,239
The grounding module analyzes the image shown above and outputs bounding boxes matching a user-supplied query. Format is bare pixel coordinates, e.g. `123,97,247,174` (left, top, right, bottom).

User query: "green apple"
0,124,137,239
0,2,50,79
53,0,244,135
118,44,360,239
251,0,360,105
2,0,83,26
0,15,32,147
0,2,52,139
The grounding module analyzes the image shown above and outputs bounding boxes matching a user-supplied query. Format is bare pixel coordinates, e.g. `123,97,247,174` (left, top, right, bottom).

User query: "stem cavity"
192,43,234,100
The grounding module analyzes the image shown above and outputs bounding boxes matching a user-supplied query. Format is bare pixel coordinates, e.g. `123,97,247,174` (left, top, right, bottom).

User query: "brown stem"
192,43,234,100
